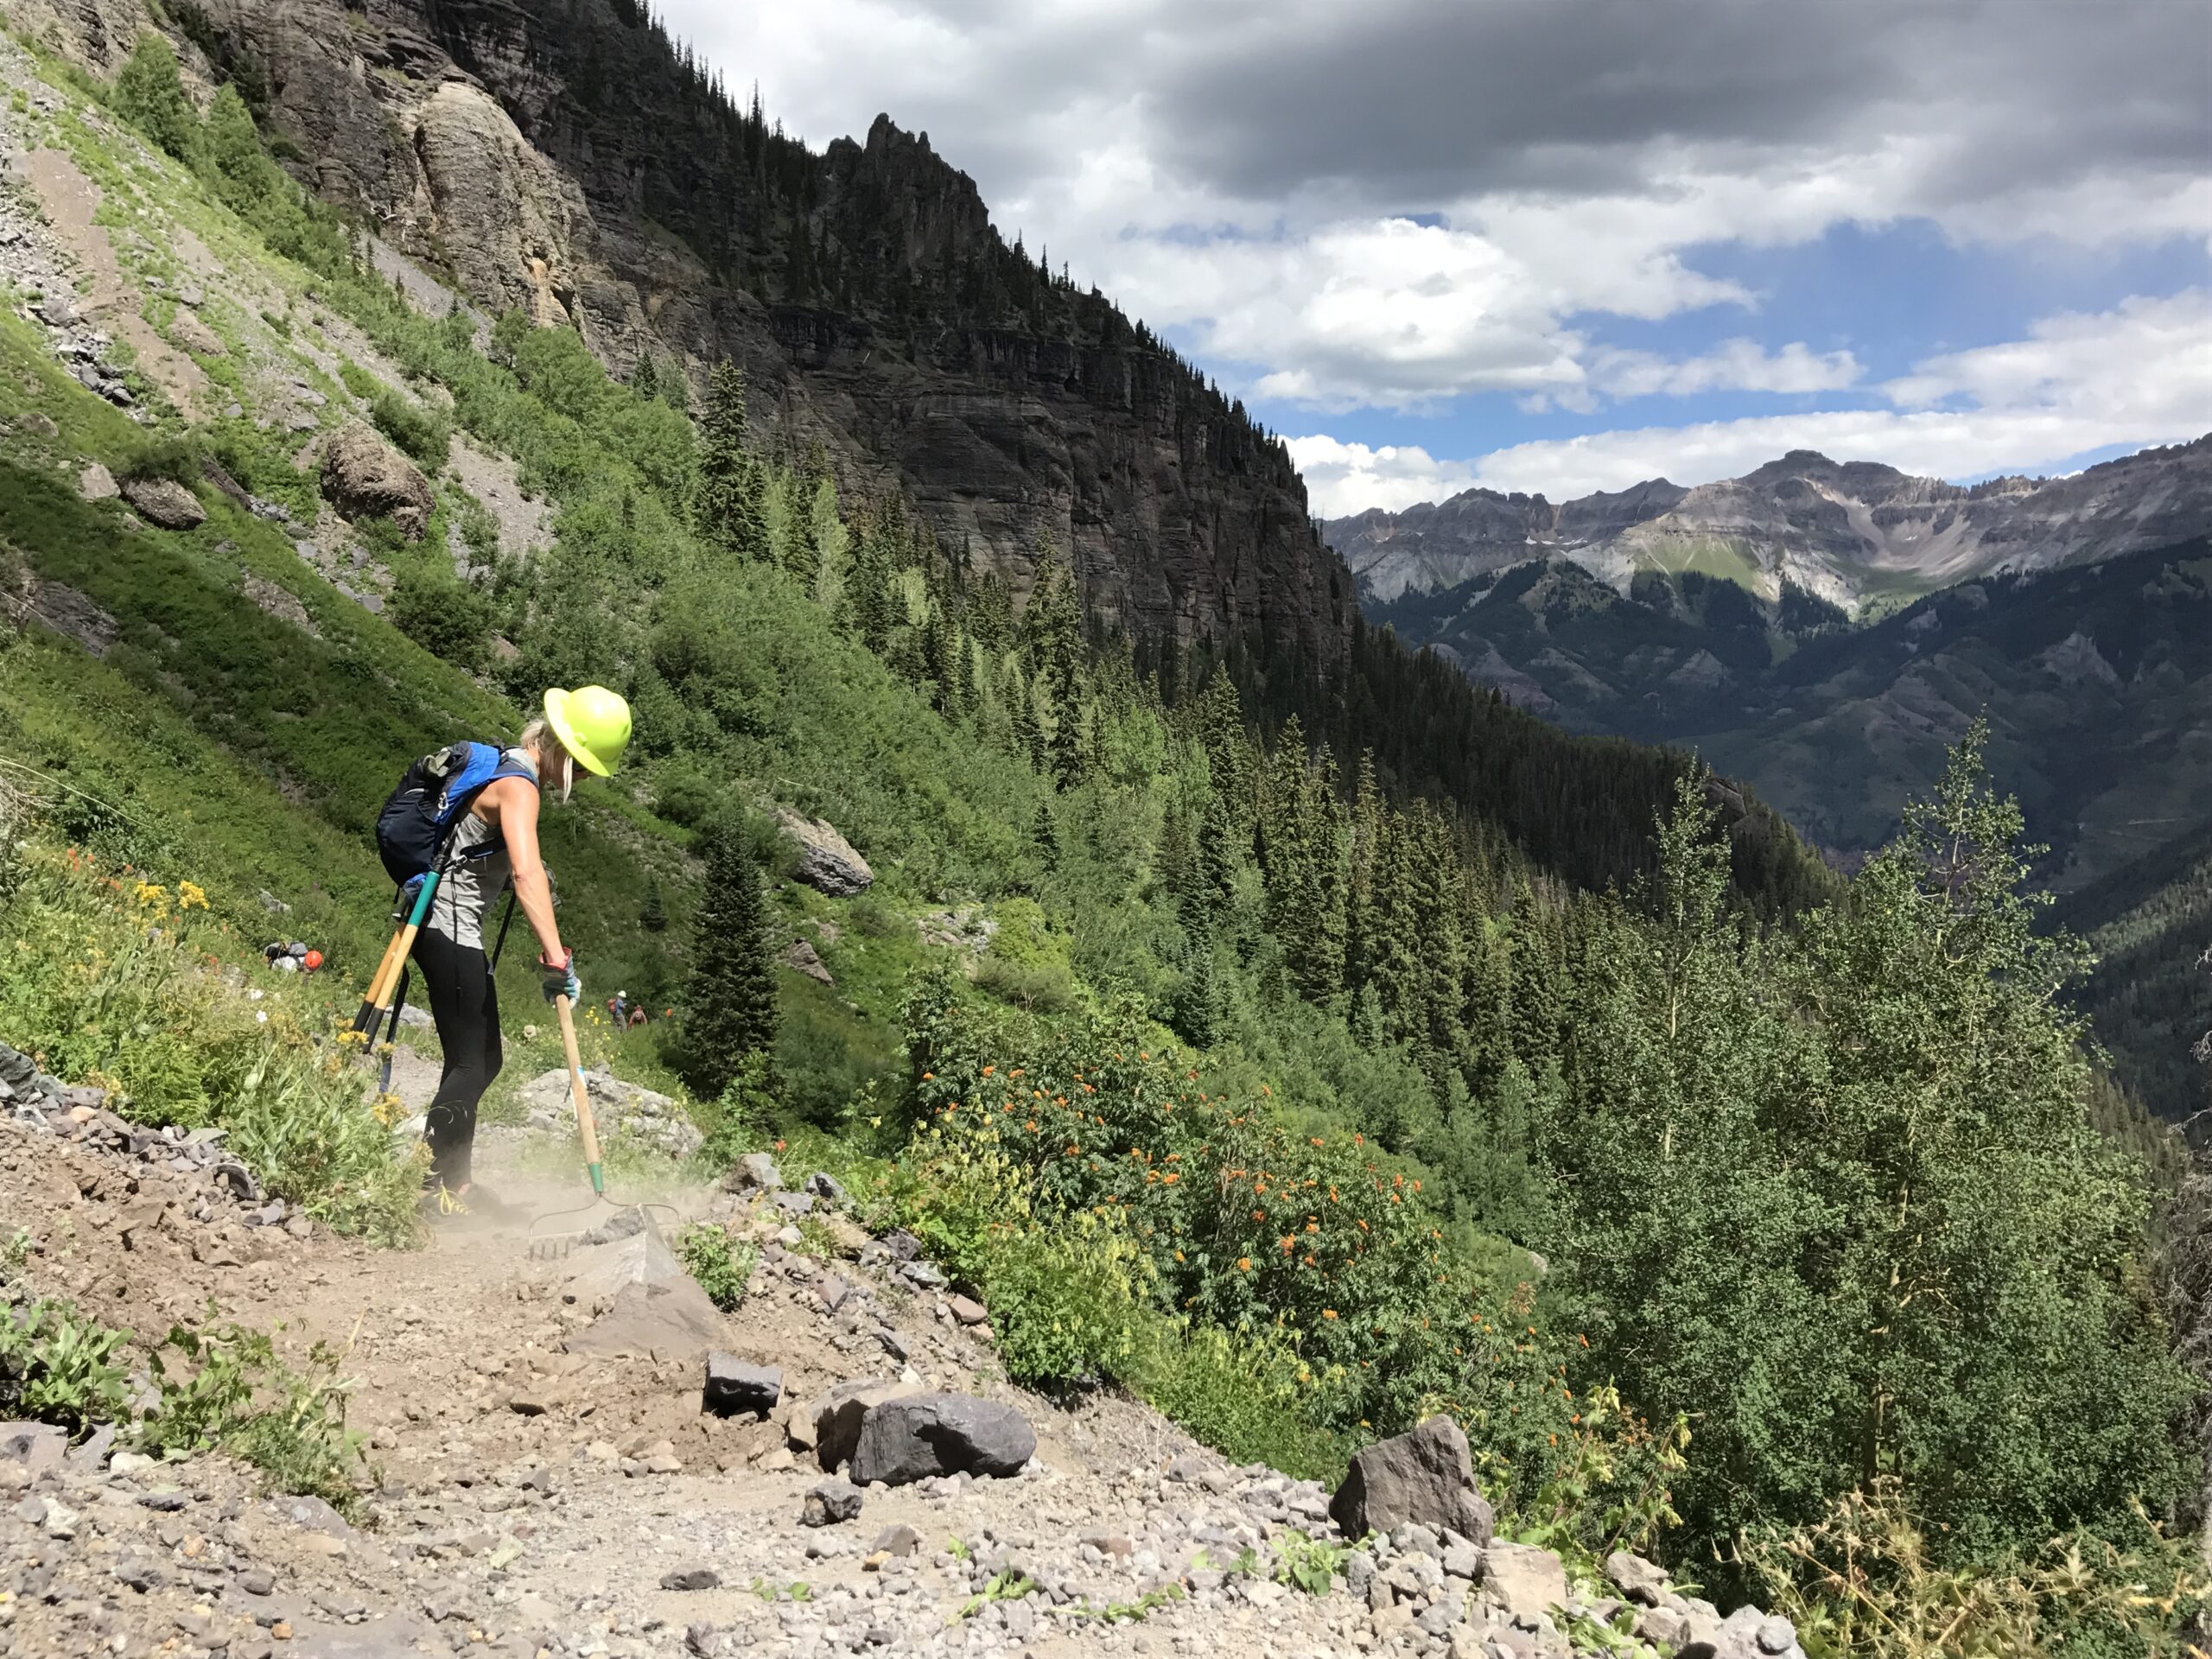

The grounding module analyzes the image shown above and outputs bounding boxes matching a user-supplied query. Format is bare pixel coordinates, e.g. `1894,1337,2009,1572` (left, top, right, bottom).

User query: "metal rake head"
524,1198,681,1261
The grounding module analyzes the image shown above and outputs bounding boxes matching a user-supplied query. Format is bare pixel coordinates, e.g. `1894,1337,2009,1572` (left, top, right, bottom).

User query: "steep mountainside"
1332,437,2212,612
1372,541,2212,887
20,0,1351,661
1370,541,2212,1117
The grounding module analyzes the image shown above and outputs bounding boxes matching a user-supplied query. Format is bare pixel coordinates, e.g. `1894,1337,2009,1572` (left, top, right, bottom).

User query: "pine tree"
1023,550,1087,788
114,35,199,165
677,818,780,1101
639,876,668,933
695,360,767,561
1032,797,1059,873
630,353,660,403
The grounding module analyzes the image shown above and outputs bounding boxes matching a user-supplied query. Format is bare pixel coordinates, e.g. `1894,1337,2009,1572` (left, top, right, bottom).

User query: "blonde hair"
518,716,575,802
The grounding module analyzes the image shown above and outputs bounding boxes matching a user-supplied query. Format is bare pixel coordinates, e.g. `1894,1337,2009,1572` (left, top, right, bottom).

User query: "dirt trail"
0,1116,1377,1659
27,146,207,417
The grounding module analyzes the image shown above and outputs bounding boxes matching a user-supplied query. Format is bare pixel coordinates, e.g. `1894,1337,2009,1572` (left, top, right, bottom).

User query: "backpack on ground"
374,741,538,886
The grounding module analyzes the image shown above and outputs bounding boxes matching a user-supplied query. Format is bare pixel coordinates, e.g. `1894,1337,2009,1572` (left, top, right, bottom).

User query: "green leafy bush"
0,1294,132,1434
113,35,200,165
368,387,450,469
1736,1482,2202,1659
139,1321,371,1516
0,843,420,1244
388,568,493,670
677,1222,757,1311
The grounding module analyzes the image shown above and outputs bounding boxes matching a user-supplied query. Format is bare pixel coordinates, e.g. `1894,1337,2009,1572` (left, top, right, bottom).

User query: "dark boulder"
1328,1414,1494,1544
702,1353,781,1420
848,1392,1034,1487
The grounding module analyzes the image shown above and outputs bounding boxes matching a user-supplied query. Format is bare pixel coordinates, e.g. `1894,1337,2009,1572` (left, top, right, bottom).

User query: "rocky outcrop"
518,1067,702,1160
319,422,434,539
111,0,1359,658
119,475,206,530
777,810,874,897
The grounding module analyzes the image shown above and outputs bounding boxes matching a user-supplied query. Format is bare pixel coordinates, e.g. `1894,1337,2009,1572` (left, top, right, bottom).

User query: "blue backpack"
374,741,538,886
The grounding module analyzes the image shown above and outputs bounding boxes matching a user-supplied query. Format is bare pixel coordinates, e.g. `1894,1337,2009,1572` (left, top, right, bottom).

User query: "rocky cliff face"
1332,437,2212,611
12,0,1351,659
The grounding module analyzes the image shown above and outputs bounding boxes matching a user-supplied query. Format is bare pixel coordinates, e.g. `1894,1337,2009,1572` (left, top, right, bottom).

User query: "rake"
524,989,675,1259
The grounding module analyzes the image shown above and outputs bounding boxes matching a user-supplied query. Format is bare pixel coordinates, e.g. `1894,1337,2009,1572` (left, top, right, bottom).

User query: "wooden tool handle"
555,992,604,1194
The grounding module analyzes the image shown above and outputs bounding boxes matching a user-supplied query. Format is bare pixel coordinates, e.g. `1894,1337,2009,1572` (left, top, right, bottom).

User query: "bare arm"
480,776,563,965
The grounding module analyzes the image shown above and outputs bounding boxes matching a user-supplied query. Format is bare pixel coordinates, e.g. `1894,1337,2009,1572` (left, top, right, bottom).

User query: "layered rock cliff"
1332,437,2212,610
12,0,1351,661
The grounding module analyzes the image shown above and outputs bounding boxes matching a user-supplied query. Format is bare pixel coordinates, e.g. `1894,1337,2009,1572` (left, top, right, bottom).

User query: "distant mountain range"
1328,435,2212,614
1337,438,2212,1122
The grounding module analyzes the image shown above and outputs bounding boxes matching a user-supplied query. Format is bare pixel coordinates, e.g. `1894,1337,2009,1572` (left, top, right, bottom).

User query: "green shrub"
122,433,205,485
982,1211,1142,1391
139,1321,371,1516
219,1046,425,1248
388,568,493,670
338,362,378,401
1736,1482,2202,1659
677,1222,757,1311
369,387,450,468
0,844,420,1245
0,1295,132,1435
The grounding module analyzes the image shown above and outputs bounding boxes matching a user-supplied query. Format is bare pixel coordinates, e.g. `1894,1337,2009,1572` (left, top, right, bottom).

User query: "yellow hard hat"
543,685,632,778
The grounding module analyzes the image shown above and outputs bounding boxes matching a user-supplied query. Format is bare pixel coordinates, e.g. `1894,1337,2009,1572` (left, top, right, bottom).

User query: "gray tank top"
427,747,537,950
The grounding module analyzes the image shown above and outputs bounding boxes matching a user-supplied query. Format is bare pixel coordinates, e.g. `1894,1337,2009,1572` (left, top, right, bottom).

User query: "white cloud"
1882,290,2212,414
666,0,2212,416
1589,339,1863,401
1298,291,2212,510
1286,435,1486,518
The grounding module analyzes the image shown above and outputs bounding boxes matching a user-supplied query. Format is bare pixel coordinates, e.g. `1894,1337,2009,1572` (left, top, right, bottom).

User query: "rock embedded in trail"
519,1068,702,1160
1606,1548,1669,1605
946,1294,988,1326
800,1478,862,1527
659,1567,720,1592
1482,1540,1570,1624
724,1150,781,1192
0,1422,67,1476
775,809,874,896
848,1392,1035,1486
804,1378,914,1470
1329,1413,1494,1544
702,1352,781,1420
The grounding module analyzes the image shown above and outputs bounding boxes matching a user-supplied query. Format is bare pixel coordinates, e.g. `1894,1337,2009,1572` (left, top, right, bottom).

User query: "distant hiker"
627,1005,648,1030
399,686,632,1212
613,990,630,1026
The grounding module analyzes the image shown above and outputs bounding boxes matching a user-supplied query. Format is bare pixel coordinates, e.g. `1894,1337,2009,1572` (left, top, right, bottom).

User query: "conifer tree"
695,360,767,561
114,35,199,165
1032,798,1059,873
677,818,780,1101
1023,550,1087,788
639,876,668,933
630,353,660,402
1344,753,1384,998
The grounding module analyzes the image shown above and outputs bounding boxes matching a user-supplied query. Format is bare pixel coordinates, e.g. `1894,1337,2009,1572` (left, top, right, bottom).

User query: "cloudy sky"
665,0,2211,516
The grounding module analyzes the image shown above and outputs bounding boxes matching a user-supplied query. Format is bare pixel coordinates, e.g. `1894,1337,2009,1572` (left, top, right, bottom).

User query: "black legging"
408,926,501,1189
